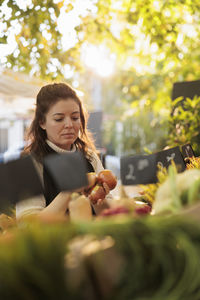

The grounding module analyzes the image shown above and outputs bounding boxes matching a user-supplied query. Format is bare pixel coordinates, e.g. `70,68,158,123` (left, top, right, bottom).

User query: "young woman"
16,82,109,219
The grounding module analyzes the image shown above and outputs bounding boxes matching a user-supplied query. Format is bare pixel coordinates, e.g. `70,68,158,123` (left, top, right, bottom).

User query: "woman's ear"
39,121,46,130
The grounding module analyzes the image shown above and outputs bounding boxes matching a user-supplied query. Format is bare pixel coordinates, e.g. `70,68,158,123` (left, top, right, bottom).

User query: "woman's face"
40,98,81,150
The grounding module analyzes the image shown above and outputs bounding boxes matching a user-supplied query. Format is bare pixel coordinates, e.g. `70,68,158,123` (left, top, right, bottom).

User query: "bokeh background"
1,0,200,160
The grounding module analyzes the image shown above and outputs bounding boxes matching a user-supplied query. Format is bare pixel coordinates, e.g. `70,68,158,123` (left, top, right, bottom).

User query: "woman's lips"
61,133,74,137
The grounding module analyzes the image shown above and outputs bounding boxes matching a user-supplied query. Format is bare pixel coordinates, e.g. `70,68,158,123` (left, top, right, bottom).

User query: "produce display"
1,160,200,299
69,193,93,221
1,214,200,299
154,167,200,214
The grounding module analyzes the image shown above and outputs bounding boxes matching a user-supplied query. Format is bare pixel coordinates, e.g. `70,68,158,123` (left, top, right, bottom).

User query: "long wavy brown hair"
23,82,96,160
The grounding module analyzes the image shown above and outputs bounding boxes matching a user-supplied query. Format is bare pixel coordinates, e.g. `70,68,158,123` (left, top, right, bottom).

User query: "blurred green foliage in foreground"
1,215,200,300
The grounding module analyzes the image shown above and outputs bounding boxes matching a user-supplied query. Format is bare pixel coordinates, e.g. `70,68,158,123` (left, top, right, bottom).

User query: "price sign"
181,143,195,159
155,146,186,171
44,151,88,191
120,154,157,185
120,146,186,185
0,155,43,213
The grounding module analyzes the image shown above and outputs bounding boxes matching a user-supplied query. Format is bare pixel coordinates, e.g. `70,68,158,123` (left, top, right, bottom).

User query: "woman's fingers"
96,198,104,205
102,182,110,195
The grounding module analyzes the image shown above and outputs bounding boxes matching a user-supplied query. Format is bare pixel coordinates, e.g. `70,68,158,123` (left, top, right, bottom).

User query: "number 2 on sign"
166,152,175,162
125,164,136,180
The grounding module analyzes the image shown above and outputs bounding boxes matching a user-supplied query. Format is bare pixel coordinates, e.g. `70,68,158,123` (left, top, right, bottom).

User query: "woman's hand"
102,182,110,195
84,170,117,205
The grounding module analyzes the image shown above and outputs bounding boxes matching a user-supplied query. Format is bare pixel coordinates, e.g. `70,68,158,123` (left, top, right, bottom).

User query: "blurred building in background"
0,70,42,156
87,110,103,149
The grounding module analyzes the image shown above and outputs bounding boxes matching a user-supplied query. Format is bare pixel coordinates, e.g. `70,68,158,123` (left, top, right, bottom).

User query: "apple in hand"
84,169,117,205
98,169,117,190
85,172,98,191
89,184,107,204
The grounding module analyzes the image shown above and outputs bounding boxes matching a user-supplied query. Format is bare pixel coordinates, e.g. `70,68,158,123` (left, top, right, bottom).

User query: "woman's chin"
59,139,75,150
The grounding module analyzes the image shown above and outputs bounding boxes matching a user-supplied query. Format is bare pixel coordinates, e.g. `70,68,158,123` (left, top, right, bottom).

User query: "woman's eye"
55,119,63,122
72,117,79,121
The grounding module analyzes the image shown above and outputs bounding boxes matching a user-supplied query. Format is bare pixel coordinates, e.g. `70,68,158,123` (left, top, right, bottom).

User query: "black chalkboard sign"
0,155,43,212
44,152,88,191
120,154,157,185
171,80,200,116
120,146,186,185
181,143,195,159
156,146,186,171
172,80,200,101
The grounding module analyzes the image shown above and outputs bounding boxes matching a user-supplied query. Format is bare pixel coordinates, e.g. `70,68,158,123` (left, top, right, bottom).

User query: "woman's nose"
64,118,73,128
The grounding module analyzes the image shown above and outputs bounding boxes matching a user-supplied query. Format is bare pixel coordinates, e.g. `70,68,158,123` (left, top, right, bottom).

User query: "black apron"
42,145,95,213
